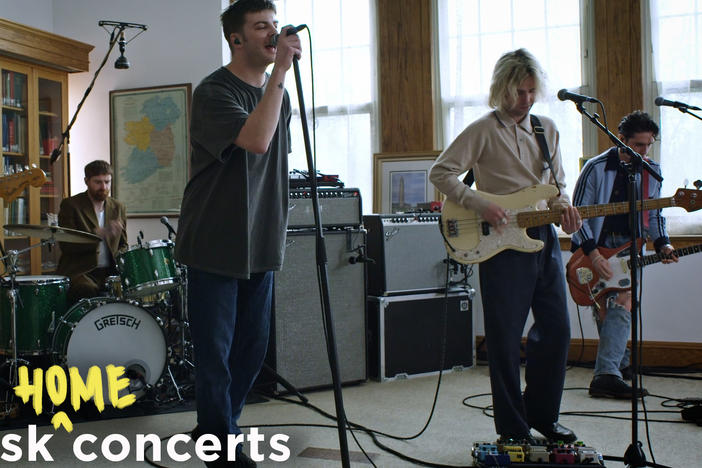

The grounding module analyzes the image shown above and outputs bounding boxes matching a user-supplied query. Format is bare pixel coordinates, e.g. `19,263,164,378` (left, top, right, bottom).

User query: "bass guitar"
0,167,47,202
566,240,702,307
440,184,701,264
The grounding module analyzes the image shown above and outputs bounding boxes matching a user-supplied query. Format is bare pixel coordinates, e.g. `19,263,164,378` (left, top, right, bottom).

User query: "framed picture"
109,83,191,217
373,151,442,213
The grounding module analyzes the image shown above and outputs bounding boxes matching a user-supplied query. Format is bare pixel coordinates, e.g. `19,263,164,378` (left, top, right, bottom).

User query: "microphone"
270,24,307,47
160,216,177,240
654,96,701,111
49,147,62,164
557,89,598,104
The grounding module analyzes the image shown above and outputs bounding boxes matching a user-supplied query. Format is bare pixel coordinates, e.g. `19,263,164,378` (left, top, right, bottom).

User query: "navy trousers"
187,267,273,440
479,225,570,437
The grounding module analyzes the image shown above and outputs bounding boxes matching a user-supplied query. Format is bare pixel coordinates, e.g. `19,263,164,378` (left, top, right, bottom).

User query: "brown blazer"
56,191,128,277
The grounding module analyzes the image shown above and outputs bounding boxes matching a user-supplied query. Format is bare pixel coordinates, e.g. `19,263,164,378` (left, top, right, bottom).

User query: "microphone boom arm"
574,103,662,183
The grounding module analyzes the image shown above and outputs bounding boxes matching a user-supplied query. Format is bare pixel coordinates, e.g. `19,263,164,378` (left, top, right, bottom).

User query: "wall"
0,0,54,32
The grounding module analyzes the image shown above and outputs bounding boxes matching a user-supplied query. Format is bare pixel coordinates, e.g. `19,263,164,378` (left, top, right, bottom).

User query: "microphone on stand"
557,89,599,104
270,24,307,47
654,96,701,111
49,147,62,164
160,216,177,240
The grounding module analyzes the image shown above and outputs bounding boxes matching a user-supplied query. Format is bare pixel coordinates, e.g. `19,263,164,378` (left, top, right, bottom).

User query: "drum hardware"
0,226,196,414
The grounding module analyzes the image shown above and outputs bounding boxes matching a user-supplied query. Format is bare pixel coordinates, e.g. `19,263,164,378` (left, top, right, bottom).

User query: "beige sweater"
430,109,571,214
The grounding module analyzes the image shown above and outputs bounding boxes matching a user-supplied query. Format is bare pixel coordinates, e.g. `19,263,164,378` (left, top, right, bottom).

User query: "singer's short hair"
221,0,277,44
488,48,547,111
84,160,112,179
618,110,659,139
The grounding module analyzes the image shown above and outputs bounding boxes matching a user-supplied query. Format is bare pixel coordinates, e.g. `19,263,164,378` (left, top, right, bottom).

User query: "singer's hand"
274,25,302,70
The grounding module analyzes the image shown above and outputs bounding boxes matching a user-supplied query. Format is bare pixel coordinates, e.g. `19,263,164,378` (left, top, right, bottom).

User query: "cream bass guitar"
440,184,701,264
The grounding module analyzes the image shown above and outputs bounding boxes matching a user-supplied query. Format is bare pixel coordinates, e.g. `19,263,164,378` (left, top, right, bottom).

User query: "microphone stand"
49,25,125,165
291,57,351,467
575,103,661,468
670,105,702,122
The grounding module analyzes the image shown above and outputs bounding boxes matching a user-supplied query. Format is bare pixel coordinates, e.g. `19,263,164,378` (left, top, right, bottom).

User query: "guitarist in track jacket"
571,110,677,399
431,49,581,444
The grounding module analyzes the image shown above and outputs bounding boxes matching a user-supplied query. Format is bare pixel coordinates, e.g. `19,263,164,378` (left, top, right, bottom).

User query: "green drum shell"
117,240,179,298
0,275,69,355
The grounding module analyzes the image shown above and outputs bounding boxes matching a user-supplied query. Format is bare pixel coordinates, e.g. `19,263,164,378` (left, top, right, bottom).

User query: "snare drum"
117,240,179,298
52,297,167,402
0,275,69,355
105,276,123,298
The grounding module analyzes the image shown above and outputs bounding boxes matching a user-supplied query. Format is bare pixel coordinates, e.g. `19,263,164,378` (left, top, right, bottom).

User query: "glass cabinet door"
1,65,31,273
37,75,65,273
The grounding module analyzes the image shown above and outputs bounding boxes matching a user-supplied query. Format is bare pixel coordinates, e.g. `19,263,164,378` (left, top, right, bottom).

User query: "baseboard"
476,335,702,370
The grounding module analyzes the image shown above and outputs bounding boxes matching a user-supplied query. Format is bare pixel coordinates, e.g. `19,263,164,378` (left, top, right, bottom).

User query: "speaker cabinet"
267,229,367,391
367,292,473,381
364,214,449,296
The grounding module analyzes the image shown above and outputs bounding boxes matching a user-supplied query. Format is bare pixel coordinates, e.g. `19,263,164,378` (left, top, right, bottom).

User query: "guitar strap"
462,113,562,197
530,114,562,196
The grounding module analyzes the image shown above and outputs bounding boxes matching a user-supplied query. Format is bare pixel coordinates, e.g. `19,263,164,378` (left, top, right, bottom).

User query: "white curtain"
648,0,702,233
275,0,378,213
435,0,589,196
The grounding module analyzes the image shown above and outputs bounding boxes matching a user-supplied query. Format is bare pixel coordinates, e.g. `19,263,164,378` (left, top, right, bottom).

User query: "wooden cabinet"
0,18,92,275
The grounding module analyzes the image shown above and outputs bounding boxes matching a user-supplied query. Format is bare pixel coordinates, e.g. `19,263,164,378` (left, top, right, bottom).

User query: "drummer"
56,160,128,305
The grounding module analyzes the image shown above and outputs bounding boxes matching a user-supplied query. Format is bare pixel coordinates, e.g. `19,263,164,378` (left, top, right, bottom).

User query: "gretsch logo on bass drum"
94,314,142,331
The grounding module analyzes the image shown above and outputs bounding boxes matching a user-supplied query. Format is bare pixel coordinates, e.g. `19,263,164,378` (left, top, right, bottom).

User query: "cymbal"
4,224,101,244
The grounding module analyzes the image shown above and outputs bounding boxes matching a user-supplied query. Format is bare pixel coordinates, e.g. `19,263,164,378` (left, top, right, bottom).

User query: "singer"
173,1,301,467
430,49,580,444
57,160,128,305
571,110,677,399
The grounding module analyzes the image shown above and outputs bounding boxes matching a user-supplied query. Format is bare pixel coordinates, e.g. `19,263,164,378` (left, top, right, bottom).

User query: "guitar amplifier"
287,188,361,228
364,214,450,295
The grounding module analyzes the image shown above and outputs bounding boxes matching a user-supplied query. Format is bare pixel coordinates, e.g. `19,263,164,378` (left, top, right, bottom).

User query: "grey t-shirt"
175,67,291,278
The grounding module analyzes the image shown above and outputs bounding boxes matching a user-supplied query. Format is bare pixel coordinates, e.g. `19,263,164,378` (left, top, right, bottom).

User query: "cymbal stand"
0,237,55,389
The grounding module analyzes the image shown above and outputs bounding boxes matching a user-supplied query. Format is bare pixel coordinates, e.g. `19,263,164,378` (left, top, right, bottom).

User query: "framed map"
109,83,191,216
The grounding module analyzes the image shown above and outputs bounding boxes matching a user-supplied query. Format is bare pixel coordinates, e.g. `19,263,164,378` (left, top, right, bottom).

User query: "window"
275,0,377,212
647,0,702,234
435,0,593,197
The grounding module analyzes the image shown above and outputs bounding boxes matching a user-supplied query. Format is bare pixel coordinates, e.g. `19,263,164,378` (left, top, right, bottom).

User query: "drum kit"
0,222,193,419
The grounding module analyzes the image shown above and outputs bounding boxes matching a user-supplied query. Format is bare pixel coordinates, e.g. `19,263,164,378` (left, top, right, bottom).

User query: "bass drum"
52,298,167,402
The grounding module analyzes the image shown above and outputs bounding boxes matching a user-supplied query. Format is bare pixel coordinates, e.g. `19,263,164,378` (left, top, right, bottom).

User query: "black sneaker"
589,374,648,399
497,434,538,446
620,366,632,380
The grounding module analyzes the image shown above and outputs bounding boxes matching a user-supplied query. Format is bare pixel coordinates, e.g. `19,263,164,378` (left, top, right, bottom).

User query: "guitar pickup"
446,219,458,237
481,221,490,236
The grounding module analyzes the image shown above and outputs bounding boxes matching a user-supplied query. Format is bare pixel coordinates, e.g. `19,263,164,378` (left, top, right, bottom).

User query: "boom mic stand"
291,53,351,467
49,21,146,165
574,103,662,468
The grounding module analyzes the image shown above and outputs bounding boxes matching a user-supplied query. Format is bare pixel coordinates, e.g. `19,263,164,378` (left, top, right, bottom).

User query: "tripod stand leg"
261,363,308,404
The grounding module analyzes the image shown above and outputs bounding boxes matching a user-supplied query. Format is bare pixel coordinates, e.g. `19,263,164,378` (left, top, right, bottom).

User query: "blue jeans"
593,234,632,377
187,267,273,439
479,226,571,437
593,296,631,377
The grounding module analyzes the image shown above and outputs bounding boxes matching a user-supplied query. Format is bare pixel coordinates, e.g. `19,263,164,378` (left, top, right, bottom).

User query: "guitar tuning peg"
694,180,702,190
683,178,689,188
24,165,29,171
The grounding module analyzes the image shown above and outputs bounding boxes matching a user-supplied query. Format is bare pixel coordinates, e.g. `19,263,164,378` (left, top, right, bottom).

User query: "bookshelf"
0,19,93,275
